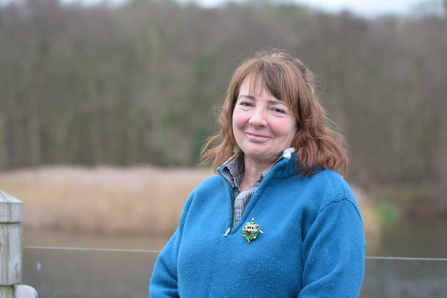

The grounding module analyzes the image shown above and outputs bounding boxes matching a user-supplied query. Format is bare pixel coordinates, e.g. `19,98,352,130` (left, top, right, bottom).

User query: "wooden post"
0,190,22,298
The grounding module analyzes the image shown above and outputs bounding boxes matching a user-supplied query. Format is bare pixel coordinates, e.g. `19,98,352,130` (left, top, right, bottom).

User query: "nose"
248,107,267,127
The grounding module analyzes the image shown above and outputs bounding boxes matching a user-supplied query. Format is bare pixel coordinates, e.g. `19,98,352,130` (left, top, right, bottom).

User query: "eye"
239,101,253,107
272,107,286,114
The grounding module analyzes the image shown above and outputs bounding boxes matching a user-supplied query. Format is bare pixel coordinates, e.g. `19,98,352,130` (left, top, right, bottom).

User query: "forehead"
237,76,293,110
239,75,275,98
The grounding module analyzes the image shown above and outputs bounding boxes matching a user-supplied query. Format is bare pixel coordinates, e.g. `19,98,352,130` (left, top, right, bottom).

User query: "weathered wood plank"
0,224,22,285
0,286,14,298
0,191,22,224
0,191,23,298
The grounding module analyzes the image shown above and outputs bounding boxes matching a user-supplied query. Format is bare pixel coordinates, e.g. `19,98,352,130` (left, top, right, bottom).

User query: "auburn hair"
200,49,348,176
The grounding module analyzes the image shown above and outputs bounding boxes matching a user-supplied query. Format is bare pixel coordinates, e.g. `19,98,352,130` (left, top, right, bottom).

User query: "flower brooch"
242,218,263,243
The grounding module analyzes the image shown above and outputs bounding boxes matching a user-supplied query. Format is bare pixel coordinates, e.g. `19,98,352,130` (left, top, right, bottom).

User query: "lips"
246,132,271,142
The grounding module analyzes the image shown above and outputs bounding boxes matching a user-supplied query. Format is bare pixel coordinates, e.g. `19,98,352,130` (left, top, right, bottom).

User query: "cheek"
232,109,246,131
275,119,297,141
231,112,241,144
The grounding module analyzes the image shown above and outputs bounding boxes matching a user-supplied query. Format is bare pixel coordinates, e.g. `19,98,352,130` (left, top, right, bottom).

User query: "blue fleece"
150,154,366,297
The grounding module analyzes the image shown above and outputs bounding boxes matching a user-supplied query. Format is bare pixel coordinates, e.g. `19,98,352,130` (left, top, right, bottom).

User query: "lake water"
21,218,447,297
374,218,447,258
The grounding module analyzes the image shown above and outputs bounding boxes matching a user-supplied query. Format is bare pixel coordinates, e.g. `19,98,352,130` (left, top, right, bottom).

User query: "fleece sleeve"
149,193,194,298
149,227,181,298
299,199,366,298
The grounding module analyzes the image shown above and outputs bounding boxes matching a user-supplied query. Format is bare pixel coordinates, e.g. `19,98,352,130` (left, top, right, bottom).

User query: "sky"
180,0,436,16
58,0,442,17
1,0,433,18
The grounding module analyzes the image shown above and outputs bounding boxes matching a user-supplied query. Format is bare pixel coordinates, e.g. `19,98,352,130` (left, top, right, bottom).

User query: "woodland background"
0,0,446,217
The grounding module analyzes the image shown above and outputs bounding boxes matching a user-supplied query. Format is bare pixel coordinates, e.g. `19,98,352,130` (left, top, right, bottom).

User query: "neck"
240,157,275,191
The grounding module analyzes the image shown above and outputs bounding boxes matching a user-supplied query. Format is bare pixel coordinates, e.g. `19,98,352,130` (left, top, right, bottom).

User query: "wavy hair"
200,49,348,176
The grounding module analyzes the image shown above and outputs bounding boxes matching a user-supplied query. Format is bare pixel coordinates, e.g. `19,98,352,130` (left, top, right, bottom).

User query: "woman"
150,49,365,297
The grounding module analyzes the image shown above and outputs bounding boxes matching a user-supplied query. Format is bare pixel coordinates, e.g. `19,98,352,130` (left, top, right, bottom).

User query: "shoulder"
192,174,226,193
296,169,359,212
184,174,226,206
312,169,352,196
179,174,227,224
308,169,352,196
296,170,364,237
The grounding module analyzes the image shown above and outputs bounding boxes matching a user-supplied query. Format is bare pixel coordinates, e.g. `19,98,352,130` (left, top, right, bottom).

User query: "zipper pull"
224,227,231,237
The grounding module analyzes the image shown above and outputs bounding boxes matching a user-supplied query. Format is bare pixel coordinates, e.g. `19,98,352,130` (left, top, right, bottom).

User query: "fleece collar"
218,147,299,182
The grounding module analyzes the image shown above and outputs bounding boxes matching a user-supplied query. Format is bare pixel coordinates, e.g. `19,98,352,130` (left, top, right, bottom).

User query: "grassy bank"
0,166,381,252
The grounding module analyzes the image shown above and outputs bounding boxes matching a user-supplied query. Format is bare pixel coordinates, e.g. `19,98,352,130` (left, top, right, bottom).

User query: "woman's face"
232,77,297,166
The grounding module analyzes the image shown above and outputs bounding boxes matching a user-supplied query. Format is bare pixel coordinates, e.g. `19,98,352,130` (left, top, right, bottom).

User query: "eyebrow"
238,94,287,106
238,94,255,100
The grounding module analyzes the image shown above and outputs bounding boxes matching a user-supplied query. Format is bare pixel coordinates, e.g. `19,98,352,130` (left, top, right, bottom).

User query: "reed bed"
0,166,380,252
0,166,214,236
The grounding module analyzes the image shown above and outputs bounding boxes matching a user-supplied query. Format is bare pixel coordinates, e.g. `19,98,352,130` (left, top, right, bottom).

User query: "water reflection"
374,218,447,258
23,248,158,298
362,257,447,297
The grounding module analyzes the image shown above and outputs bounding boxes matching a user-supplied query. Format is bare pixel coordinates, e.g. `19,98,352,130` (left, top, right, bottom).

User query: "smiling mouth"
247,133,270,141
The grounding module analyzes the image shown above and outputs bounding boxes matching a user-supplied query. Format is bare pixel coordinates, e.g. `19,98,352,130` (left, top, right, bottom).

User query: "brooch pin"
242,218,263,243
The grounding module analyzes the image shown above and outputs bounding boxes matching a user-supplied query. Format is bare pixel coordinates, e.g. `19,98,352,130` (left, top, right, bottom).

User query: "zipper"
223,180,235,237
219,154,286,237
219,169,236,236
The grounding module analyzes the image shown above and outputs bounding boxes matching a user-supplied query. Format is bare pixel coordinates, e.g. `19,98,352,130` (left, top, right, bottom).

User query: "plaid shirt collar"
220,147,296,189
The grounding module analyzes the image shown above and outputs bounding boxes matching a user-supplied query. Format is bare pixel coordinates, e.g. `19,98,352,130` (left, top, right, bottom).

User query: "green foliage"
374,201,401,227
0,0,446,194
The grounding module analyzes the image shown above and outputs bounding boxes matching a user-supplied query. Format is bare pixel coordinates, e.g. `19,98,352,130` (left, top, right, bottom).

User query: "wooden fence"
0,190,38,298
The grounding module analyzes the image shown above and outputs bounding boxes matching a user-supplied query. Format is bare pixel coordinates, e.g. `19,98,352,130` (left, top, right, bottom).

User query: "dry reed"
0,166,380,253
0,166,214,236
